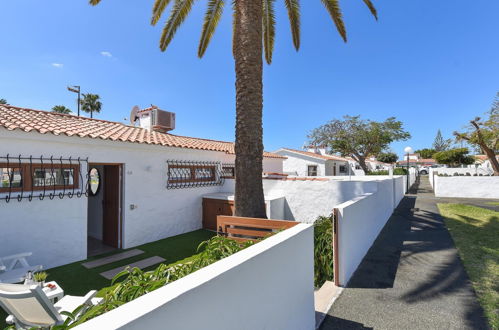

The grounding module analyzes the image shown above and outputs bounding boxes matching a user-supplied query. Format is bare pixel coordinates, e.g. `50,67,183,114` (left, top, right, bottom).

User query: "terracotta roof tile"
278,148,349,161
0,105,285,159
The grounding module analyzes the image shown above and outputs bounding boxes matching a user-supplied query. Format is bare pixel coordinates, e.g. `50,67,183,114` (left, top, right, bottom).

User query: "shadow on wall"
284,199,295,221
345,194,416,289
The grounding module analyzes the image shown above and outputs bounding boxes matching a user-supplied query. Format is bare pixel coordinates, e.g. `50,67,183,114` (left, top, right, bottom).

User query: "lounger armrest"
5,315,15,325
81,290,98,305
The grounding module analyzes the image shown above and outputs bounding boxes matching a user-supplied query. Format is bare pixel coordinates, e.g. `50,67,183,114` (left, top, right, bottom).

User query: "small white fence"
429,167,493,187
433,175,499,199
76,224,315,330
334,177,404,286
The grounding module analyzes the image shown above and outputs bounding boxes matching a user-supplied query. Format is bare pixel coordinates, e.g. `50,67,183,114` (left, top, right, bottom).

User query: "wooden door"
103,165,121,248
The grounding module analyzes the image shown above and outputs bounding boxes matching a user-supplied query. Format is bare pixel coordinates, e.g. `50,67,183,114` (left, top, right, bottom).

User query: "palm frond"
151,0,173,26
362,0,378,20
284,0,300,50
321,0,347,42
262,0,276,64
198,0,225,58
89,0,101,5
159,0,195,52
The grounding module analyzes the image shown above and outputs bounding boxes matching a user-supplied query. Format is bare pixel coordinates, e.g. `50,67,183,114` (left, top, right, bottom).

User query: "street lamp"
404,146,413,192
67,86,81,116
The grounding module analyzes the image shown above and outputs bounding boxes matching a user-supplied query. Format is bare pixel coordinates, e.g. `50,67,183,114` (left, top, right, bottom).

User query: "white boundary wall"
76,224,315,330
429,167,493,187
335,177,405,286
433,176,499,199
223,176,406,224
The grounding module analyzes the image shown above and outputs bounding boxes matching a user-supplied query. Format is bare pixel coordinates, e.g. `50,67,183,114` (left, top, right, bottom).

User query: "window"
355,165,361,170
31,165,79,190
0,167,22,191
307,165,318,176
339,165,347,173
0,163,79,192
168,165,216,183
222,166,235,178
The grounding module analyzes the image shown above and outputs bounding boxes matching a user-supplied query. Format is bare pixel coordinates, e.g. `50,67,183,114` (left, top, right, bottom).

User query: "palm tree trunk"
233,0,267,218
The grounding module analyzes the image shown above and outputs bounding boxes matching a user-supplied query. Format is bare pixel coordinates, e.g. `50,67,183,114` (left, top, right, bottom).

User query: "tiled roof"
0,105,285,159
277,148,349,161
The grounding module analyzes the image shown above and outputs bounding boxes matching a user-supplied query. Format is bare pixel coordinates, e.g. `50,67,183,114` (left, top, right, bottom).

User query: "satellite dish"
130,105,140,125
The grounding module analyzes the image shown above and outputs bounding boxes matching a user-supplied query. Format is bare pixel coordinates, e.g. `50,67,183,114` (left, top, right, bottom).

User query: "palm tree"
0,99,7,105
80,93,102,118
51,105,72,114
89,0,377,218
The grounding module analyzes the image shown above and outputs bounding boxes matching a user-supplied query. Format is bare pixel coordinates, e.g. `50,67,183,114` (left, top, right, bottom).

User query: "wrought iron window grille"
0,154,89,203
221,163,235,178
166,160,224,189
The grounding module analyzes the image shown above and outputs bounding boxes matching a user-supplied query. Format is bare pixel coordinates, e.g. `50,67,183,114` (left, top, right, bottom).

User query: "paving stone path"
320,176,489,330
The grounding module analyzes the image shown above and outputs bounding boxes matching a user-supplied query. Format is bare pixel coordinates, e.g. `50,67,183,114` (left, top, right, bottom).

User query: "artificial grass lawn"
438,203,499,330
0,229,215,327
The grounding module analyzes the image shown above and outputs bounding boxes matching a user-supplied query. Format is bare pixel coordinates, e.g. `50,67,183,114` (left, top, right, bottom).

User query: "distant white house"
0,104,285,269
274,147,351,176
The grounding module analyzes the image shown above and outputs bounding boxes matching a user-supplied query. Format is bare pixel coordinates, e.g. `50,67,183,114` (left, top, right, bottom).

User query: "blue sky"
1,1,498,158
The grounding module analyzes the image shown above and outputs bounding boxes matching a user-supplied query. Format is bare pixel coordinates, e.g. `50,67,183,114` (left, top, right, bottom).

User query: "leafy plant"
33,271,48,282
314,215,334,288
367,168,407,176
433,148,475,167
62,235,255,328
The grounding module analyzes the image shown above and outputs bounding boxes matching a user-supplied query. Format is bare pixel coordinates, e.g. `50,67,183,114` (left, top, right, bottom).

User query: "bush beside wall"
314,215,334,288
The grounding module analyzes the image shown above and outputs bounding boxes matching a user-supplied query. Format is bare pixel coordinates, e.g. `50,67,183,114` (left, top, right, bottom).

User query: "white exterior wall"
280,153,326,176
222,177,390,223
262,157,284,173
336,178,403,286
433,176,499,199
76,224,315,330
0,128,282,268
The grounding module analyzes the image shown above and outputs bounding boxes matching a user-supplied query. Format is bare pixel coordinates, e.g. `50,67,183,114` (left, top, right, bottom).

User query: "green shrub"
64,236,255,328
314,215,334,288
367,168,407,176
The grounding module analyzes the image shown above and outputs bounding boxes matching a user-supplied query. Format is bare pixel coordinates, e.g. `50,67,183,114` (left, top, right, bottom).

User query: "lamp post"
67,86,81,116
404,146,413,193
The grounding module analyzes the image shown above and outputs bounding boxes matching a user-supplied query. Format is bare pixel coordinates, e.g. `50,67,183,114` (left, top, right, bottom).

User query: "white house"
274,147,351,176
0,104,285,269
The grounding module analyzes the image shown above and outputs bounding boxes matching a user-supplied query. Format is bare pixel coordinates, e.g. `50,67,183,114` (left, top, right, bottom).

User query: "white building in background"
0,104,285,269
274,147,351,176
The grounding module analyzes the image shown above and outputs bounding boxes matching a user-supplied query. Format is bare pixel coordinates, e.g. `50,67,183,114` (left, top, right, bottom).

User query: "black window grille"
167,160,224,189
222,163,235,178
0,154,89,203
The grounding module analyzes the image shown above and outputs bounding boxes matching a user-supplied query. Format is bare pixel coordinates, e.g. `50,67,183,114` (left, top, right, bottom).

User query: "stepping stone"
82,249,144,269
99,256,166,280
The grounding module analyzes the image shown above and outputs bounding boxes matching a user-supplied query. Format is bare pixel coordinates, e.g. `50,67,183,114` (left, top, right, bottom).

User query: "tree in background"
414,148,436,159
377,152,398,163
0,99,7,104
309,116,410,173
433,148,475,167
433,129,452,152
51,105,72,114
89,0,378,218
80,93,102,118
454,92,499,175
